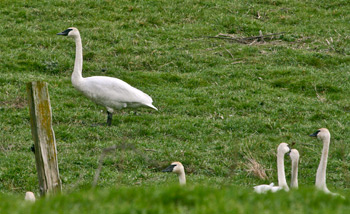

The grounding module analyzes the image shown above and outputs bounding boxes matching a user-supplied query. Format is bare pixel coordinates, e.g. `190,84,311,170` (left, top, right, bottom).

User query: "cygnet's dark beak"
309,130,320,137
57,29,72,36
162,164,176,172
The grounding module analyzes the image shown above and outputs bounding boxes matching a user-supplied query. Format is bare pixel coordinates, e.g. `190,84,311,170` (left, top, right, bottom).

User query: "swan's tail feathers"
145,103,158,111
269,183,275,186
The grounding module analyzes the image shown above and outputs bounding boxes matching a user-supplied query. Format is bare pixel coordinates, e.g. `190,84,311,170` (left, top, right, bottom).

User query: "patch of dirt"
0,97,27,109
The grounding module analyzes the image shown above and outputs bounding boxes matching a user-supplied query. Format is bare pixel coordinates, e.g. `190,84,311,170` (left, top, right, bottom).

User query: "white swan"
253,183,280,193
290,149,299,189
57,27,157,126
254,142,291,193
162,162,186,185
309,128,342,197
24,191,36,202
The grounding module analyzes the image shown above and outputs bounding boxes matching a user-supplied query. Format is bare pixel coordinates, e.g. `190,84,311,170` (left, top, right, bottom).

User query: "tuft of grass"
244,156,268,181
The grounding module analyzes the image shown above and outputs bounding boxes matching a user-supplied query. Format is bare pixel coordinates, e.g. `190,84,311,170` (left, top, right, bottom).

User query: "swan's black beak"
162,164,176,172
57,29,72,36
309,130,320,137
287,145,291,155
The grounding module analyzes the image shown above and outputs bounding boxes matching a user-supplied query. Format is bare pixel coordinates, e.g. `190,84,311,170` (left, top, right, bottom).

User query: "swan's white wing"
254,183,284,194
254,184,274,194
77,76,156,110
270,186,283,192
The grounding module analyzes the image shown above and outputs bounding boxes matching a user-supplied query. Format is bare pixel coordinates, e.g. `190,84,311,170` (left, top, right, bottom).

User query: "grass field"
1,186,350,214
1,0,350,213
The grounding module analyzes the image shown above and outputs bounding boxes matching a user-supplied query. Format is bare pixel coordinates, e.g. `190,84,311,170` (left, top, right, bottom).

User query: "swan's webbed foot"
107,111,113,126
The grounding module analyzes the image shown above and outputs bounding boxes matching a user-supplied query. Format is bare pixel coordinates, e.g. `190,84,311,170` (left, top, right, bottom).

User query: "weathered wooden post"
27,81,62,196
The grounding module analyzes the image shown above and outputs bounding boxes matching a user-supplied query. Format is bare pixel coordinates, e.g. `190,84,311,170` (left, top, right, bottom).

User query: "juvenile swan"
309,128,341,196
254,143,291,193
57,27,157,126
290,149,299,189
162,162,186,185
24,191,36,202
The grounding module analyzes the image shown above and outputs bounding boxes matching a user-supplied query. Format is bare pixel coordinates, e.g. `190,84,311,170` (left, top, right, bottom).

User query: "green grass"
1,186,350,214
1,0,350,213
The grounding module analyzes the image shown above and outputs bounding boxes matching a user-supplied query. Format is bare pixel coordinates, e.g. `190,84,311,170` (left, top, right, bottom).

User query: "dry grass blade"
206,32,286,44
244,156,268,180
314,85,326,102
92,143,157,187
93,145,118,187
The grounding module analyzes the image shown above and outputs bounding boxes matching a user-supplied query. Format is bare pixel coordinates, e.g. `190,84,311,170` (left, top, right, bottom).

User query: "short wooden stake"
27,81,62,196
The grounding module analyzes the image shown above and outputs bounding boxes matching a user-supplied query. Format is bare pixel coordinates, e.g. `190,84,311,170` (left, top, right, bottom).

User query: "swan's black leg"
107,111,113,126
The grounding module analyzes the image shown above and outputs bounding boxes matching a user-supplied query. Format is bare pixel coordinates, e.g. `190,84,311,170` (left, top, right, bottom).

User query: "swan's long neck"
72,34,84,87
316,136,330,191
178,171,186,185
277,152,289,191
291,158,298,188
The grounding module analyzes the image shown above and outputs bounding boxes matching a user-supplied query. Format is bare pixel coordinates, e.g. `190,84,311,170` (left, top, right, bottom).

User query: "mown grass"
1,0,350,212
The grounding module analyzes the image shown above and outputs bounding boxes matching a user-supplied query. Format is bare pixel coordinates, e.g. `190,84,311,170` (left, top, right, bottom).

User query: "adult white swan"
290,149,299,189
254,143,291,193
57,27,157,126
162,162,186,185
309,128,342,197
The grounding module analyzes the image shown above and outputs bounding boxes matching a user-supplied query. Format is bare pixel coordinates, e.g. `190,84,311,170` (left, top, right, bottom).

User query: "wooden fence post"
27,81,62,196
